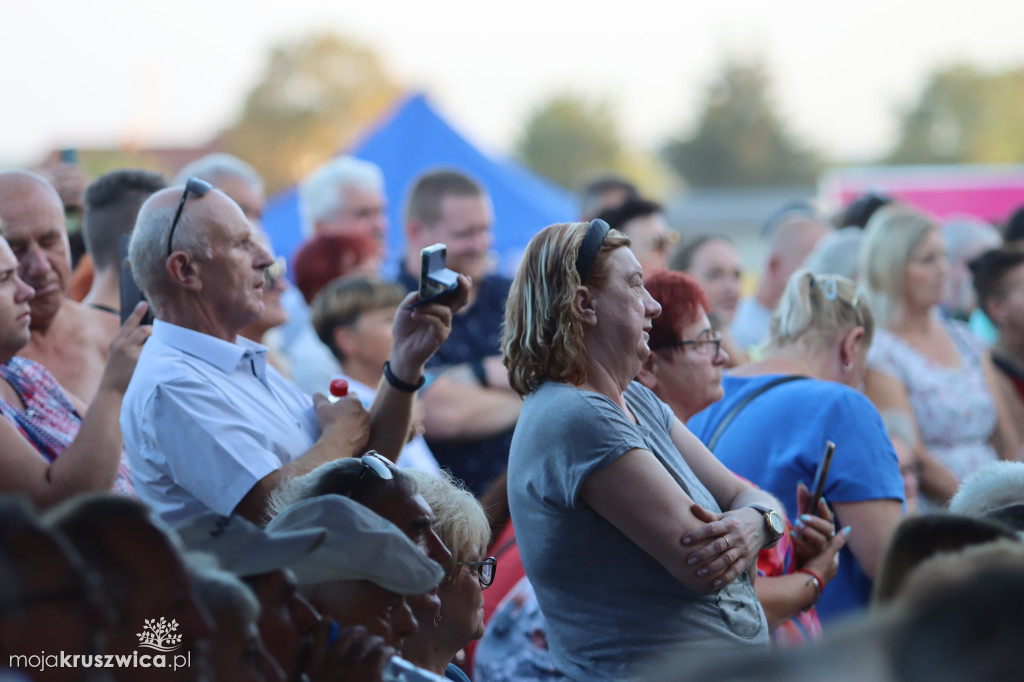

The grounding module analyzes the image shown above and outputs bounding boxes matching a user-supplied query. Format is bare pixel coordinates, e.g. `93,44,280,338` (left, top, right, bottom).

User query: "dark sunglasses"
457,556,497,589
166,177,213,258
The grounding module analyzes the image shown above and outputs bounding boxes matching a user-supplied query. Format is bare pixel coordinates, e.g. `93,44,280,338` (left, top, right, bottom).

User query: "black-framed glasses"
457,556,497,589
263,256,287,289
343,451,396,499
166,177,213,258
656,330,723,359
0,571,102,614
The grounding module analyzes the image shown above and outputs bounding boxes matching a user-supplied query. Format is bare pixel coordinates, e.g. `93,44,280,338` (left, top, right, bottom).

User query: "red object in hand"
329,378,349,397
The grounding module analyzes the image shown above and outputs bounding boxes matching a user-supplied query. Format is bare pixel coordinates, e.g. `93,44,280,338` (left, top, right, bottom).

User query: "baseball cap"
266,495,444,595
176,511,326,578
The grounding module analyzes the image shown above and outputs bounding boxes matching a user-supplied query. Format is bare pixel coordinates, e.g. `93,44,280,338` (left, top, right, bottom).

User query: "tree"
221,33,402,193
885,64,1024,165
515,94,626,191
662,58,819,187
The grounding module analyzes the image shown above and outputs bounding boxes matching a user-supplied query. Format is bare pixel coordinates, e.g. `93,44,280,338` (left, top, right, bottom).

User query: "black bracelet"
383,361,425,393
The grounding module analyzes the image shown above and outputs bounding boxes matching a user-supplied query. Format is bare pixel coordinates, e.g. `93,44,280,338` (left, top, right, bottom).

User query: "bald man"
731,210,831,352
0,170,117,403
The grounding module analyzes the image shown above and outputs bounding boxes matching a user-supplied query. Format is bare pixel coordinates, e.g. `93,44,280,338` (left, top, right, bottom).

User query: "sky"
2,0,1023,168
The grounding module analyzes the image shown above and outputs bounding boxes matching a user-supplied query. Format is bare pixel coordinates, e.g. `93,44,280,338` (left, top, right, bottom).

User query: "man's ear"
636,354,659,390
575,286,597,327
165,253,202,291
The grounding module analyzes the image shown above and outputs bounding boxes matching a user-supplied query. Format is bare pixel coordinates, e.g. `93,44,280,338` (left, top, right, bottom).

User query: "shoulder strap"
707,375,808,451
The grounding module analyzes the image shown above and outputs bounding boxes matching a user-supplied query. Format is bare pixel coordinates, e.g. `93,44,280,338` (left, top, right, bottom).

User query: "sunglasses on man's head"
166,177,213,258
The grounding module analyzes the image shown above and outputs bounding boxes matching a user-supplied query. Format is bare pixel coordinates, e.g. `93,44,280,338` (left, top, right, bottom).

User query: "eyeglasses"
0,571,102,614
166,177,213,258
644,231,680,254
263,256,287,289
457,557,497,589
656,330,723,359
343,451,396,499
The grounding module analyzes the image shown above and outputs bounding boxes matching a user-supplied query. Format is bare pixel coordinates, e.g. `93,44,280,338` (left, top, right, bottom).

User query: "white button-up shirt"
122,320,320,525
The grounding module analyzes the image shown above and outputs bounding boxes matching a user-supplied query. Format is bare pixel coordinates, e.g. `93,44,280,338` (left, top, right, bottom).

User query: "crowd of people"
1,150,1024,682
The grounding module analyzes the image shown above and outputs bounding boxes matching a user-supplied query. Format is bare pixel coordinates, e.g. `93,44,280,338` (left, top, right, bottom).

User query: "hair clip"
823,277,839,301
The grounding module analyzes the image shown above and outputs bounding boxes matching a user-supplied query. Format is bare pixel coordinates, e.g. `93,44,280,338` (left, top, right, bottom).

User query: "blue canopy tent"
261,92,577,277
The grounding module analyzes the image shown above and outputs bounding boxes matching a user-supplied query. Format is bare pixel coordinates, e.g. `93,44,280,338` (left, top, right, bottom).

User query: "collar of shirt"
152,319,268,379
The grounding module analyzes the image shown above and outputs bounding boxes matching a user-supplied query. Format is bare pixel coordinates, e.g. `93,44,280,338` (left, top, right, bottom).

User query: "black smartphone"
118,235,153,325
807,440,836,515
414,243,459,306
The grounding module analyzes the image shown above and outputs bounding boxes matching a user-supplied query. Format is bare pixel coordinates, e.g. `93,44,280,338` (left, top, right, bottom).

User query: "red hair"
645,270,710,349
292,233,376,304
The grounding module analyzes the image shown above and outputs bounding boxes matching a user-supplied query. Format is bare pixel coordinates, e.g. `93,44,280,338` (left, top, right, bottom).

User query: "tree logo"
137,618,183,652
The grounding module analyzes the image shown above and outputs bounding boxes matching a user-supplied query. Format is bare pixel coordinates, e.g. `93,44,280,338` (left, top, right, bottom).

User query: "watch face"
768,511,785,535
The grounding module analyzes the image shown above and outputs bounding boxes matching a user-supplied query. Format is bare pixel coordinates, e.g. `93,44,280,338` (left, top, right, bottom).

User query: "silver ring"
723,536,731,549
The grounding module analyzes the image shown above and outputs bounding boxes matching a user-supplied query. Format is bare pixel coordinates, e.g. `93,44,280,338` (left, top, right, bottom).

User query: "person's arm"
829,499,902,579
419,357,521,440
0,303,151,508
234,393,371,523
580,447,765,594
980,352,1022,460
863,368,959,503
364,281,469,463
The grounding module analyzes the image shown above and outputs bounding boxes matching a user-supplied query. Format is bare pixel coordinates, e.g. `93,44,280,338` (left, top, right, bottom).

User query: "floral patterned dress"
867,320,997,505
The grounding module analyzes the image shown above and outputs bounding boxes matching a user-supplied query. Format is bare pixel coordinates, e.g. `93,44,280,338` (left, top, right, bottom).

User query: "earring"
841,362,853,373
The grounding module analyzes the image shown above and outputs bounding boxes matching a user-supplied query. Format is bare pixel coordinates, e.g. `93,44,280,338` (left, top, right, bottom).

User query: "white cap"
266,495,444,595
175,512,326,578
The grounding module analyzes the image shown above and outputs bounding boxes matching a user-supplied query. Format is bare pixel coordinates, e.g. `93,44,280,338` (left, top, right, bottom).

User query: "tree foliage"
885,64,1024,165
662,58,819,187
221,33,401,193
515,94,626,191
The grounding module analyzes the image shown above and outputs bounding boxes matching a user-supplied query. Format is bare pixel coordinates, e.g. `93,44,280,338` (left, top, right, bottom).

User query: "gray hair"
175,153,263,195
804,227,863,281
298,156,384,237
949,461,1024,518
129,194,213,313
405,470,490,588
191,560,259,625
858,206,939,328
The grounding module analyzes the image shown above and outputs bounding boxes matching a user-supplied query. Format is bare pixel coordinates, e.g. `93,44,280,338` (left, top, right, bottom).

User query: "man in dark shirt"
398,169,519,496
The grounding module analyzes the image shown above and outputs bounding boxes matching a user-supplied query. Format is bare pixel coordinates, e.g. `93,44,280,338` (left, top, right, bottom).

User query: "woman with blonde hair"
688,269,905,623
504,220,776,680
859,206,1019,508
402,470,493,681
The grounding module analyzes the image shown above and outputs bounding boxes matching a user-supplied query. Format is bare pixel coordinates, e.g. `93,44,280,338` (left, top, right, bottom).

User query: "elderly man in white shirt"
121,178,467,526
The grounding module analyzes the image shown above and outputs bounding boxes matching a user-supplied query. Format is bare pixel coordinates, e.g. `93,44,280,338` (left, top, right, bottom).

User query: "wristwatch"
748,504,785,549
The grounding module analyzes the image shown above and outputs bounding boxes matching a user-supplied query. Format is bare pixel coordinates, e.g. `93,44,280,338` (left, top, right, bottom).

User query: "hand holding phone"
807,440,836,515
414,243,460,307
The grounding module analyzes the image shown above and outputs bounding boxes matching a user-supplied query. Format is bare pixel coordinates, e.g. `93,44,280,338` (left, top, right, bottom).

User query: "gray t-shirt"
508,381,768,681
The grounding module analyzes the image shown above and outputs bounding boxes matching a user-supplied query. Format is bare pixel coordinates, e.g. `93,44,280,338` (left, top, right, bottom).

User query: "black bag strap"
707,375,809,451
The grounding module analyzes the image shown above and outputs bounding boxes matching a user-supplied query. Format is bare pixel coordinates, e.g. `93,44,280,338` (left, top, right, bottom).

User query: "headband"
575,219,610,282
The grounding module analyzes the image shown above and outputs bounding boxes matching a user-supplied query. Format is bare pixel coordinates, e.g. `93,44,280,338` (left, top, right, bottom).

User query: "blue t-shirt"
687,374,904,623
399,267,514,495
509,382,767,681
